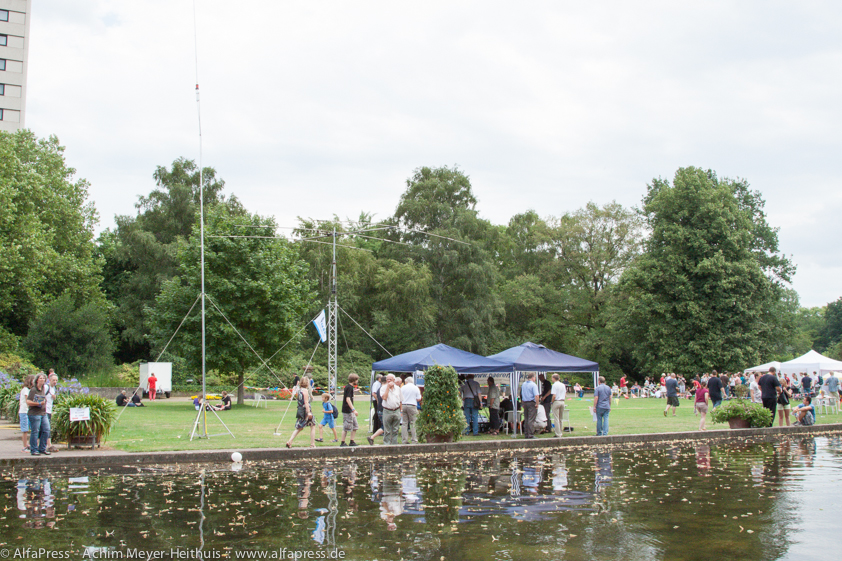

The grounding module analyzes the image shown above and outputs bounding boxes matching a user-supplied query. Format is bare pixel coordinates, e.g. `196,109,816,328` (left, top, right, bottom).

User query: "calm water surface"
2,436,841,561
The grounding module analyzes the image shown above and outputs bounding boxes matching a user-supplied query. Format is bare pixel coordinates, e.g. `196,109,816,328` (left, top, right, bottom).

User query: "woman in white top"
19,375,34,452
749,374,761,403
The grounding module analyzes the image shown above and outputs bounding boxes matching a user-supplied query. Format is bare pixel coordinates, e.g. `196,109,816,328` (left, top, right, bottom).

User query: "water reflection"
16,478,55,529
2,436,841,560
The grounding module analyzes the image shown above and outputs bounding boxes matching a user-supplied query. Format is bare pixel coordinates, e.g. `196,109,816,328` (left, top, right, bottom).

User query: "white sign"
70,407,91,422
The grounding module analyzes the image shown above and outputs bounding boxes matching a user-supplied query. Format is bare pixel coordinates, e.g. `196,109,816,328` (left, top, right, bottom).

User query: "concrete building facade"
0,0,30,132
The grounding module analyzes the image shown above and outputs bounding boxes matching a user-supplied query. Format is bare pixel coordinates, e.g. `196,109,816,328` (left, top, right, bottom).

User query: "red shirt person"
148,373,158,401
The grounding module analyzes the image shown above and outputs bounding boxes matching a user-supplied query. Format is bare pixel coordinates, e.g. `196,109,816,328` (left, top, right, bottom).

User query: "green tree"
148,206,313,404
387,166,503,353
613,167,794,373
23,294,114,376
816,297,842,352
0,130,105,346
99,158,239,362
494,202,642,378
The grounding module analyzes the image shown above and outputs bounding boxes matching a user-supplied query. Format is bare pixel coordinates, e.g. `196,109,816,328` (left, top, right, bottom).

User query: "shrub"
710,399,772,428
0,372,22,420
51,393,117,443
0,353,39,379
417,365,467,441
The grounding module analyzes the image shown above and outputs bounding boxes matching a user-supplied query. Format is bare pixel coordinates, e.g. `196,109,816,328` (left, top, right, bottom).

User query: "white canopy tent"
779,350,842,376
744,360,782,373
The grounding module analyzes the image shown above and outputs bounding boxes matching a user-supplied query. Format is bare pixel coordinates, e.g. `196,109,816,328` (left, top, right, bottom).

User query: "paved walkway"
2,419,841,470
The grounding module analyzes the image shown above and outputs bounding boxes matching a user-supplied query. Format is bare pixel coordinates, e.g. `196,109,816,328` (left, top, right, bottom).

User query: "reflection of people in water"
695,444,711,473
342,462,358,512
594,451,613,491
552,455,568,493
521,463,542,495
379,468,404,531
18,478,55,529
296,470,315,519
401,463,422,511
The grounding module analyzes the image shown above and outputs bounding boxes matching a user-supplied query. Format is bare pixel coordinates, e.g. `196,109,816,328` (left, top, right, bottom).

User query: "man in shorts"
664,372,680,417
339,373,359,447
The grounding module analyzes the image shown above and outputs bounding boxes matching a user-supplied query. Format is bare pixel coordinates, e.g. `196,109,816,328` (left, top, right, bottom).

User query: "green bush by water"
417,365,467,441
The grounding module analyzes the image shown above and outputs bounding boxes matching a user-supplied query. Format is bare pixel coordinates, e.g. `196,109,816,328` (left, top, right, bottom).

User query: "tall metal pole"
194,0,208,438
327,228,338,397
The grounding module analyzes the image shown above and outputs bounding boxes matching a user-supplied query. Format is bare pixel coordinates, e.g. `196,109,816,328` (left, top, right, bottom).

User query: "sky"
23,1,842,308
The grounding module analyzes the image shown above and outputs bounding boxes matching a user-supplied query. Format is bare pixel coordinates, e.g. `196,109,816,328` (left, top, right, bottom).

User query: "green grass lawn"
105,394,842,452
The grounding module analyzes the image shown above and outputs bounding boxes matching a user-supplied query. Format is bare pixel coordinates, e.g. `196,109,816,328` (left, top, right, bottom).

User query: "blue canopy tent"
369,344,513,434
372,343,513,377
487,342,600,436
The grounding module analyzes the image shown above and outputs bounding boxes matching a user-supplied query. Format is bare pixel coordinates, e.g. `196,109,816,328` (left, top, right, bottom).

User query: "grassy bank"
103,394,841,452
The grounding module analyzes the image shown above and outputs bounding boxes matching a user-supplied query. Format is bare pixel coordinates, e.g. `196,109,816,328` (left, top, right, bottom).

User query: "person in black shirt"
538,374,552,433
707,372,723,407
758,367,782,427
340,373,359,447
131,392,144,406
213,391,231,411
116,391,129,407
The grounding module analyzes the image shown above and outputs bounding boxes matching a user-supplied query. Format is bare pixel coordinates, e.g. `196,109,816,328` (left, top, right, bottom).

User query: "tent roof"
780,349,842,374
371,343,514,374
744,360,782,373
486,342,599,372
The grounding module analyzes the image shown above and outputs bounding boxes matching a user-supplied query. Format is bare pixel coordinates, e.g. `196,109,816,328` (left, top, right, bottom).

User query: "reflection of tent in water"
402,460,597,523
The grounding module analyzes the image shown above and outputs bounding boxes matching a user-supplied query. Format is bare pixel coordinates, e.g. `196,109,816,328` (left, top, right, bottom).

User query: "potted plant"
51,393,117,447
417,365,467,443
710,399,772,429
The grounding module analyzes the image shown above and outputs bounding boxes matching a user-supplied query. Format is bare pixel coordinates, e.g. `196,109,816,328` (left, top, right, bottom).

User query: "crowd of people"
19,370,58,456
631,368,840,430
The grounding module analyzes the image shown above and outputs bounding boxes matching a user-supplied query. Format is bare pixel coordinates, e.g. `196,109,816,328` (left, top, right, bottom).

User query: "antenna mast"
327,227,338,397
194,0,208,438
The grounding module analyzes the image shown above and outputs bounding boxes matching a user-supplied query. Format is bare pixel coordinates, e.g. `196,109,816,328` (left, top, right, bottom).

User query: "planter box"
68,433,102,449
425,433,455,443
727,418,752,429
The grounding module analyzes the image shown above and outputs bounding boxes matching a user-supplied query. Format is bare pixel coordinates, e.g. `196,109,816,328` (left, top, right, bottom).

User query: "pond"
1,435,840,561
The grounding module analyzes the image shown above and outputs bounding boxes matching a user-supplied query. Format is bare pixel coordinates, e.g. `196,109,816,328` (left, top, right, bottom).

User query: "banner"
313,309,327,342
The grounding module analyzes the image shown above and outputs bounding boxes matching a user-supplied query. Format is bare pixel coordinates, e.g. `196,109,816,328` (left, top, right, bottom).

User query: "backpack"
332,403,339,418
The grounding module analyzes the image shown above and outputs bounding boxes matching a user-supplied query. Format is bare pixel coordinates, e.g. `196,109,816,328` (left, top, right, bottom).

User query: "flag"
314,309,327,342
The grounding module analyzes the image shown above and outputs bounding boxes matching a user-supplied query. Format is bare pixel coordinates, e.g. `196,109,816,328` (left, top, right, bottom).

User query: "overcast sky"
24,1,842,307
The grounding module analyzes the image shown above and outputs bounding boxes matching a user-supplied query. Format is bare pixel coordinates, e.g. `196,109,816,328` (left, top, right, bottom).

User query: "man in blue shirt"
593,376,612,436
521,373,540,439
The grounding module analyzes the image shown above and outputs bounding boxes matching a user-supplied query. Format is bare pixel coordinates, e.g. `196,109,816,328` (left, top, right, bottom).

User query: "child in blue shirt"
315,394,338,443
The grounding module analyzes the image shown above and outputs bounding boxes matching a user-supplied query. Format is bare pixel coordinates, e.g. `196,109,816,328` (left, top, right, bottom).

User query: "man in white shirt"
400,377,422,444
379,374,402,445
550,373,566,437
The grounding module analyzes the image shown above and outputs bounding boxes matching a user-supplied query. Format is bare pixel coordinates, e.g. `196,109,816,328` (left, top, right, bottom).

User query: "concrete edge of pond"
3,423,841,469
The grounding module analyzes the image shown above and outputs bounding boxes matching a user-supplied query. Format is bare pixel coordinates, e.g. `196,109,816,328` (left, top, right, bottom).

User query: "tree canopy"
0,130,105,347
613,167,794,373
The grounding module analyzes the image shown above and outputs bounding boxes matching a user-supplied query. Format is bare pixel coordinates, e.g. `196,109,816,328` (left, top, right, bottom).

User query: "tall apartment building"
0,0,30,132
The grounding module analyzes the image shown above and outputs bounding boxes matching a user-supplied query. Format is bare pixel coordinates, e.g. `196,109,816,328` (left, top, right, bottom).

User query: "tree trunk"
237,372,245,405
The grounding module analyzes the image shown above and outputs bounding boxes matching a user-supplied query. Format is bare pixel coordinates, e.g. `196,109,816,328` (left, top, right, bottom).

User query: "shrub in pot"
710,399,772,428
417,365,467,443
51,393,117,445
